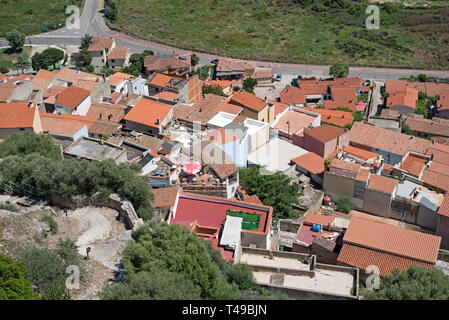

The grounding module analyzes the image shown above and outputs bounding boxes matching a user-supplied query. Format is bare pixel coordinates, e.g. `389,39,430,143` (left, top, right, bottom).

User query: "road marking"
98,0,102,12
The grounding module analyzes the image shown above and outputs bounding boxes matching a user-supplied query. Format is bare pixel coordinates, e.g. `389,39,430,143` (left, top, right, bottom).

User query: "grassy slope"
0,46,32,70
108,0,449,69
0,0,82,36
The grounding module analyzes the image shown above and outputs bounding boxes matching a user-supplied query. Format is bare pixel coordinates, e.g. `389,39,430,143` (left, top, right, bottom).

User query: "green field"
0,46,32,71
107,0,449,69
0,0,82,36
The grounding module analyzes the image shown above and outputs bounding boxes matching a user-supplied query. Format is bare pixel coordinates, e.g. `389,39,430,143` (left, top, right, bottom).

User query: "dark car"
275,74,282,81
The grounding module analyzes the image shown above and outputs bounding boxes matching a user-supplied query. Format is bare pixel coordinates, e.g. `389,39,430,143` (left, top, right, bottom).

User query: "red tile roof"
437,91,449,111
229,91,267,112
86,103,126,122
107,46,129,60
386,80,449,98
387,87,418,109
151,187,179,208
368,174,398,194
35,69,55,81
124,97,172,128
0,103,37,129
279,86,306,105
323,87,358,112
329,158,361,173
300,106,354,128
290,152,325,175
343,146,380,161
211,163,239,180
338,243,435,277
55,86,90,109
88,36,115,52
438,194,449,218
108,72,133,86
350,122,431,156
399,154,428,178
345,217,440,262
40,113,87,135
304,124,347,143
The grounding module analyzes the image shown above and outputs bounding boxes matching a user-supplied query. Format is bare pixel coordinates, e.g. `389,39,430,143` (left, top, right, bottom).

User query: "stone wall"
50,191,144,230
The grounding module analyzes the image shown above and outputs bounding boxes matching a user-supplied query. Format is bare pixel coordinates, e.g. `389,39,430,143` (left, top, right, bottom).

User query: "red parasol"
183,161,202,175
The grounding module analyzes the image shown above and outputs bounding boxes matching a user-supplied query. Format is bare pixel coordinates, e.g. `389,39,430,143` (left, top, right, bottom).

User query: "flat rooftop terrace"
64,137,125,161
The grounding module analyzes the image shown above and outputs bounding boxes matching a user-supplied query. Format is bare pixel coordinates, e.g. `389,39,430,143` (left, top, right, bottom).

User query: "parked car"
275,74,282,81
211,59,219,65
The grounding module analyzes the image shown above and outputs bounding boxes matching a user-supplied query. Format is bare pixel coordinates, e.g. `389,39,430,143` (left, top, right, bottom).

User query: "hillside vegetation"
107,0,449,69
0,0,82,36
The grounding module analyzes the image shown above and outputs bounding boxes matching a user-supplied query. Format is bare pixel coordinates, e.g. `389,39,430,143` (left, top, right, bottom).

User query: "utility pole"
305,52,310,78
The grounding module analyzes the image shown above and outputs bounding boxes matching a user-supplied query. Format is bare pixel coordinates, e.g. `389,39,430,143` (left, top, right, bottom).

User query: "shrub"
41,214,58,234
336,197,355,214
0,254,38,300
0,202,19,212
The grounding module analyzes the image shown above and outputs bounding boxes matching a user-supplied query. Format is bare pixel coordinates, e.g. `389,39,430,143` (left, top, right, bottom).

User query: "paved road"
1,0,449,80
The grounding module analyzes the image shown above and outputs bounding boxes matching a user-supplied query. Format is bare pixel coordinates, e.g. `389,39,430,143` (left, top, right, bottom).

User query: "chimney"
156,118,160,124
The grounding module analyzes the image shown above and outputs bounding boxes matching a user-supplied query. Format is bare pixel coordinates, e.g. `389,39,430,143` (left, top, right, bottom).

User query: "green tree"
414,100,429,119
105,0,118,21
80,34,93,50
364,265,449,300
115,223,241,300
417,74,427,83
101,270,202,300
0,131,62,160
0,66,9,74
202,84,224,96
191,53,199,67
243,77,257,91
0,254,38,300
20,247,70,300
31,48,64,71
336,196,355,214
70,49,92,70
14,54,30,74
197,65,211,80
6,30,25,52
329,63,349,78
239,165,302,219
226,264,256,291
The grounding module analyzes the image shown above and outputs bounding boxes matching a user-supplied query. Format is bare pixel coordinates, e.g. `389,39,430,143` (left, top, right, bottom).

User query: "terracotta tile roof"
329,158,361,173
148,73,178,90
144,55,189,72
153,91,180,101
0,103,37,128
271,101,288,118
437,91,449,111
86,103,126,122
399,154,428,178
300,106,353,128
350,122,431,157
72,78,102,94
273,109,317,135
107,46,129,60
43,85,67,99
211,163,239,180
0,87,15,102
88,36,115,52
31,78,52,91
40,112,87,135
216,59,256,73
252,67,272,80
382,163,394,175
124,97,172,128
215,100,243,115
35,69,55,80
280,86,306,105
304,124,346,143
387,87,418,109
303,213,336,226
204,128,237,146
355,167,371,182
405,114,449,138
339,217,441,272
151,186,179,208
290,152,324,175
343,146,380,161
244,194,263,205
55,86,90,109
108,72,133,86
337,243,435,277
368,174,398,194
323,87,358,112
438,194,449,218
89,119,121,136
229,91,267,112
422,169,449,192
203,79,233,89
39,113,96,130
321,77,363,89
386,80,449,98
425,142,449,164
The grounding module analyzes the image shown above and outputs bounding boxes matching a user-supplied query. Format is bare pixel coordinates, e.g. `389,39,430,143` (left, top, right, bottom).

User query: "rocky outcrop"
50,192,144,230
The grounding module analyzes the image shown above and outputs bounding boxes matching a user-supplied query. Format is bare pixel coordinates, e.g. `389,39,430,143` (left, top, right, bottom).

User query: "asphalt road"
1,0,449,81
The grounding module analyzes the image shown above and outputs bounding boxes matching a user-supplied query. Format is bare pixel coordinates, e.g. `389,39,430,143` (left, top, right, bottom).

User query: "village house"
0,75,33,103
386,87,419,115
299,125,350,158
204,127,248,168
63,136,127,163
229,91,274,124
290,152,325,186
215,59,256,85
151,186,180,223
88,36,116,73
337,217,441,280
123,97,173,136
107,46,130,70
271,106,321,140
40,112,89,143
54,86,92,116
144,54,190,77
404,114,449,139
0,102,43,139
147,72,201,105
437,91,449,118
300,107,354,128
